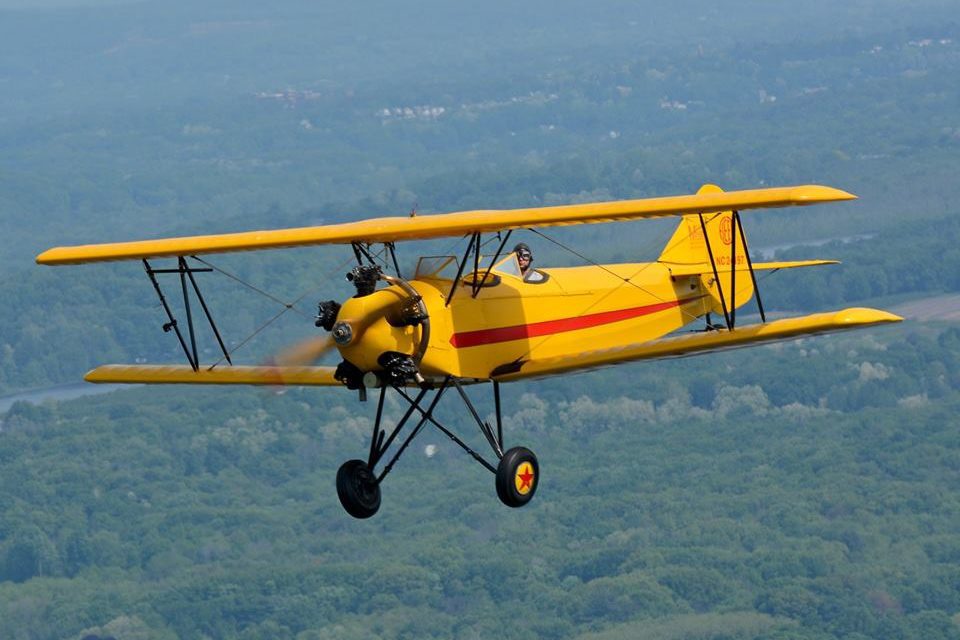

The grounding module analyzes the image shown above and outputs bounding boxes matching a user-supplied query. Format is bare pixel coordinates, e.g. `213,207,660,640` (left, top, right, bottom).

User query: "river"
755,234,874,260
0,382,131,414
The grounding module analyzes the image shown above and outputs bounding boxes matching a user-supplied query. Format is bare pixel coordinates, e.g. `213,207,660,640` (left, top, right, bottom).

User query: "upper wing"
84,364,340,386
491,307,902,381
37,185,853,265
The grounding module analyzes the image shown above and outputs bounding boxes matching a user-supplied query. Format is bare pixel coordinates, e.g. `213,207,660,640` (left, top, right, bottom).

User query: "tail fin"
658,184,753,318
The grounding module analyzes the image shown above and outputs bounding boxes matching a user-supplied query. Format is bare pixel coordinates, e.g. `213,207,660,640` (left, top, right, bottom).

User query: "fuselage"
335,256,714,380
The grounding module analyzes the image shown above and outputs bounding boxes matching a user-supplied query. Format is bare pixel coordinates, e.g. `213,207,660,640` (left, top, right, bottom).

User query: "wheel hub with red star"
496,446,539,508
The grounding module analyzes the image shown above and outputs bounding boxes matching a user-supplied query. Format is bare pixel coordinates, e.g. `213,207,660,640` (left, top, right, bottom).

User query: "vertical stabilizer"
658,184,754,320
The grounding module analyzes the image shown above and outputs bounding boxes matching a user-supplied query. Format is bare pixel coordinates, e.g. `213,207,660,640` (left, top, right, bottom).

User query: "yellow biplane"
37,184,901,518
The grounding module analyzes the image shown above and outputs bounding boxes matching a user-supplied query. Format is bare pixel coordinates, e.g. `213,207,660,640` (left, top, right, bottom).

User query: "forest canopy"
1,1,959,638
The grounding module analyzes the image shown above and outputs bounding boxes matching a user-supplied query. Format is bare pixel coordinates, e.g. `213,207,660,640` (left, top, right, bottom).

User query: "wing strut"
142,257,232,371
386,242,402,279
445,232,480,306
698,210,768,330
350,241,405,279
445,230,517,305
736,210,766,323
698,213,733,329
473,230,513,297
351,241,377,267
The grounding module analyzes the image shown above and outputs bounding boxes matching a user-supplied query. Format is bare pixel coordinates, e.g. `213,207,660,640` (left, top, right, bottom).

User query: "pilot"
514,243,545,282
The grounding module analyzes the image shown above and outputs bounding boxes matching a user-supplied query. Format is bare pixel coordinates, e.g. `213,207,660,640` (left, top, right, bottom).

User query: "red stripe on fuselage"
450,297,701,348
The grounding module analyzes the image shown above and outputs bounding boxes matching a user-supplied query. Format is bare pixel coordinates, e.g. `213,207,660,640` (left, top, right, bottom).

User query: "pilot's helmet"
513,243,533,264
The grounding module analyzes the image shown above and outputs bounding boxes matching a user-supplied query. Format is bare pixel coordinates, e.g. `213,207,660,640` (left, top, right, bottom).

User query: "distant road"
891,294,960,322
0,382,131,414
756,234,874,260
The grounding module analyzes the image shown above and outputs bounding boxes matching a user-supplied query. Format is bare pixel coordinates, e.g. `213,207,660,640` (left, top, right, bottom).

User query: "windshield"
415,256,459,280
491,253,522,277
414,253,523,281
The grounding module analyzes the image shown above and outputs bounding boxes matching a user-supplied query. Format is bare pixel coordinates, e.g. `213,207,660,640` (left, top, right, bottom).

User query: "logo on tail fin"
719,217,733,245
686,219,704,248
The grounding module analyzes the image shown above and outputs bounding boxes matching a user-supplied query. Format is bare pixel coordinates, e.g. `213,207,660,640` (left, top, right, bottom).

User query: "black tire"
495,446,539,508
336,459,381,519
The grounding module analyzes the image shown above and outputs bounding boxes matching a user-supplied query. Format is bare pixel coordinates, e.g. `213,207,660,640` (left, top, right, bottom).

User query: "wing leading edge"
491,307,902,381
84,364,340,386
37,185,853,265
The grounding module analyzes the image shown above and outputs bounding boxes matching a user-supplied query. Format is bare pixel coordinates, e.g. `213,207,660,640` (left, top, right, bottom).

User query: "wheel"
336,459,381,519
495,446,539,508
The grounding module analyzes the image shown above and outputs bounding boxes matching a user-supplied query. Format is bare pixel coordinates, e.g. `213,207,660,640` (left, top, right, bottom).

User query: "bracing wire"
515,212,765,359
199,249,363,368
206,307,293,371
528,226,703,325
193,256,311,318
529,228,669,305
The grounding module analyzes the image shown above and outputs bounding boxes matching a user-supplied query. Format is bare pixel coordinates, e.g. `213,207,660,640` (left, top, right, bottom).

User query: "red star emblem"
517,466,534,492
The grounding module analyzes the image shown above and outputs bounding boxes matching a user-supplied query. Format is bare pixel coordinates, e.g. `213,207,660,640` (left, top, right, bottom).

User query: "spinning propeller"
266,264,430,390
271,334,337,367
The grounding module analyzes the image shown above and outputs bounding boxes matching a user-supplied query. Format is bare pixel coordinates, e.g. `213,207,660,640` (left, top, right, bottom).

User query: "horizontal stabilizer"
38,185,854,265
661,259,838,277
492,307,902,381
85,364,341,386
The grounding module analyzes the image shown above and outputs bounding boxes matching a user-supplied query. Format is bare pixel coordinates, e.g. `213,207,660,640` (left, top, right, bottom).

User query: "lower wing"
85,308,901,385
491,307,902,381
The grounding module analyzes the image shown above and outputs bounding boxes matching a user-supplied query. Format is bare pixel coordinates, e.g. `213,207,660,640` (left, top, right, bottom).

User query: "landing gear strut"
334,378,539,518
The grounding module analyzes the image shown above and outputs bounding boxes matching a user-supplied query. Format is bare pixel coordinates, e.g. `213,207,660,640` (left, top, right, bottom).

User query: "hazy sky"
0,0,137,7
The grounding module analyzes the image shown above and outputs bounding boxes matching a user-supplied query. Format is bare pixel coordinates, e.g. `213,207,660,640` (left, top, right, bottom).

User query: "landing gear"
496,446,539,508
336,459,381,519
334,378,540,518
